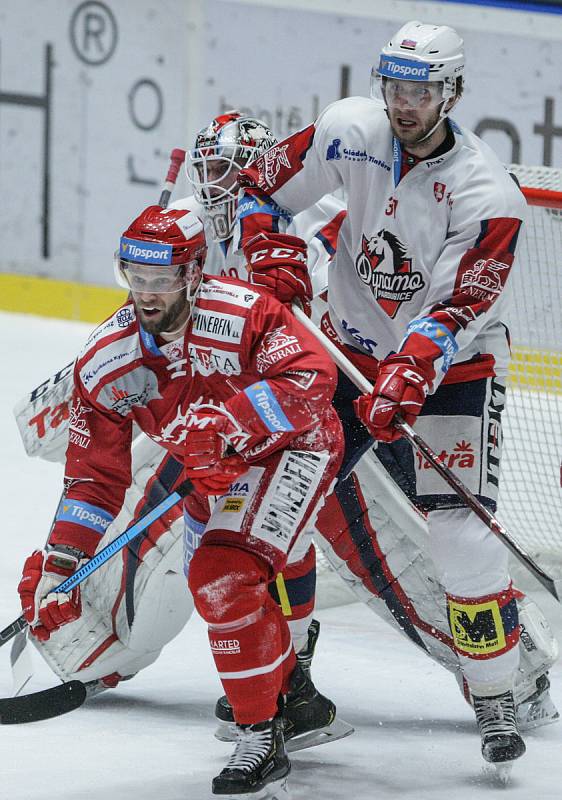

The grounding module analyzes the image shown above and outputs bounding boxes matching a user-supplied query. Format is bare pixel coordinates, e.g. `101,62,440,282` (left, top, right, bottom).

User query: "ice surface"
1,311,561,800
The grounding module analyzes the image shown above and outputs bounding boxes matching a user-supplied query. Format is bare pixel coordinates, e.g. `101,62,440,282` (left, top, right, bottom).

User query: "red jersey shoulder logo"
257,144,292,189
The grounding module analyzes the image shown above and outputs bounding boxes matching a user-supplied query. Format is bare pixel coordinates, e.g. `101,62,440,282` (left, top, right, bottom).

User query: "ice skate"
212,715,291,797
473,690,526,779
516,673,560,731
215,665,353,753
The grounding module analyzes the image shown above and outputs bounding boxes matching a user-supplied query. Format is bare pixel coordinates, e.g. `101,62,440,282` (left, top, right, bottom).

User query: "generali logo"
416,440,475,470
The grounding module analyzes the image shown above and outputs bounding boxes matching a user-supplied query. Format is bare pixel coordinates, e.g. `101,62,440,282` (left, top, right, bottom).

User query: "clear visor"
185,144,255,208
115,256,202,295
370,71,445,110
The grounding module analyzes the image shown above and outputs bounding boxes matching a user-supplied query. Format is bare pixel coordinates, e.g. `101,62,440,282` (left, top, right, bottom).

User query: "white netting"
499,165,562,575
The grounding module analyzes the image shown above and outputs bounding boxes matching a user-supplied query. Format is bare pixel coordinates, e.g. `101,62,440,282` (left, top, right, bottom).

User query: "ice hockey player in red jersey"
236,20,529,771
18,205,345,797
13,110,352,755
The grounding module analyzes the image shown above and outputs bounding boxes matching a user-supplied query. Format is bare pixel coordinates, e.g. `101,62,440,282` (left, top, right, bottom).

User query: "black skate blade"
221,776,291,799
214,717,354,753
286,717,355,753
0,680,87,724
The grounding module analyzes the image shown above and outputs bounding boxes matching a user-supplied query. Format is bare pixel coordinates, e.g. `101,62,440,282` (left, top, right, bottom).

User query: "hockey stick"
0,478,192,723
158,148,186,208
292,305,562,603
1,478,192,648
9,147,189,695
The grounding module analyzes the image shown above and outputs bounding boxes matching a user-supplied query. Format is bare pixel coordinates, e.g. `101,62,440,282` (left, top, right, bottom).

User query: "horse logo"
355,230,425,318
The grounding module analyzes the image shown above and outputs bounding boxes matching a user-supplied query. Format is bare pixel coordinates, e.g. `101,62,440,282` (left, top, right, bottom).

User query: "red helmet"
185,110,277,241
116,205,207,298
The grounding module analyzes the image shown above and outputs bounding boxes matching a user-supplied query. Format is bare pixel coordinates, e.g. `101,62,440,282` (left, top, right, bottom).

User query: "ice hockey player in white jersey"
236,21,538,770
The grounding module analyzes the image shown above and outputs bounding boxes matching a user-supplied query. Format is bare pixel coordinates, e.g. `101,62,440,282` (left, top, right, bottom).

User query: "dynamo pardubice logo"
355,230,425,318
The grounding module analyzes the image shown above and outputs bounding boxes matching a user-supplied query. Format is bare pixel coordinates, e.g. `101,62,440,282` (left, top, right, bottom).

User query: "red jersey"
51,277,339,556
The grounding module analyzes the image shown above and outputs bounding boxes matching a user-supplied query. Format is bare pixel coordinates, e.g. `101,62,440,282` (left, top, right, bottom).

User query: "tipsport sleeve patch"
55,499,114,536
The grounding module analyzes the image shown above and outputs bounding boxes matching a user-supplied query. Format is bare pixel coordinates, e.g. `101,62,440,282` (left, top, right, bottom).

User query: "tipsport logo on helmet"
120,237,173,265
378,55,430,81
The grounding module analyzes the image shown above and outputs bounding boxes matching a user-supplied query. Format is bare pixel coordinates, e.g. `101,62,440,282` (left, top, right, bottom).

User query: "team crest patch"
434,182,446,202
257,144,291,189
355,229,425,318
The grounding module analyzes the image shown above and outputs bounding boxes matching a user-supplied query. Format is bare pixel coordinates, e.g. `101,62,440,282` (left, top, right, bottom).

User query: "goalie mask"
371,21,464,144
185,110,277,242
116,205,207,304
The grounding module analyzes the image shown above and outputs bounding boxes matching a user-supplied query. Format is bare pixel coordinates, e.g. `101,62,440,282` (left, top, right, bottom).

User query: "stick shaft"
292,306,561,602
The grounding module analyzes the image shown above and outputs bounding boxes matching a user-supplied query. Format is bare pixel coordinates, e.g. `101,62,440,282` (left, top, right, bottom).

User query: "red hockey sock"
188,543,296,724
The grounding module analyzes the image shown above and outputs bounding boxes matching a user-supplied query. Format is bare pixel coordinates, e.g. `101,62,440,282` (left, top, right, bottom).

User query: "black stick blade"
0,680,87,724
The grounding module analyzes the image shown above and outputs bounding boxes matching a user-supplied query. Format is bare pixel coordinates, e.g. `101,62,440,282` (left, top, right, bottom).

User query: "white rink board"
1,0,562,287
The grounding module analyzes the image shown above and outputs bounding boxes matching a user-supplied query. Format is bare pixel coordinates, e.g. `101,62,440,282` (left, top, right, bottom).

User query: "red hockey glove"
354,356,431,443
18,548,84,641
245,232,312,306
188,454,247,497
183,412,247,496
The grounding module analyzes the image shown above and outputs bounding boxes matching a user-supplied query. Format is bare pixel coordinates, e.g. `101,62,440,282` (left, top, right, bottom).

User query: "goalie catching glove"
18,547,85,641
182,410,247,496
244,232,312,307
354,355,432,443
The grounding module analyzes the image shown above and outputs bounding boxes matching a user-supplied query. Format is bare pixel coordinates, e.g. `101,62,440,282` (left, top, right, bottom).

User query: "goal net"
316,164,562,606
500,164,562,579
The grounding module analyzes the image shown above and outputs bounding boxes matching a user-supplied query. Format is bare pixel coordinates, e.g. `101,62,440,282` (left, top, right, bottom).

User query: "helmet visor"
115,257,202,294
371,71,445,110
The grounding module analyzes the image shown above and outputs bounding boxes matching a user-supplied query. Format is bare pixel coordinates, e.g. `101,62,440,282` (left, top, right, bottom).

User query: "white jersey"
169,193,346,298
238,96,527,389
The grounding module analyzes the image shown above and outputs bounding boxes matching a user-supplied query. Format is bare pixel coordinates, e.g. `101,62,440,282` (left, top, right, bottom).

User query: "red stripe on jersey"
442,354,496,384
452,217,521,314
315,210,347,257
238,125,316,196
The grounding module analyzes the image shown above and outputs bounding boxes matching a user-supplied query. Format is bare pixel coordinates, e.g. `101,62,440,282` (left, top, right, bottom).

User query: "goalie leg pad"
315,444,558,719
33,519,193,683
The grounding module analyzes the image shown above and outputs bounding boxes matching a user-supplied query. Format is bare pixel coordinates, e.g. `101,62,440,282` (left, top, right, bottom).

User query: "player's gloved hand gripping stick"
1,479,193,650
291,305,562,604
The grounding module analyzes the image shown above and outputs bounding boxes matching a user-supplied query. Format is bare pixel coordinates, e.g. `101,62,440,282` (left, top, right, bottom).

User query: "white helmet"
372,21,464,114
185,110,277,242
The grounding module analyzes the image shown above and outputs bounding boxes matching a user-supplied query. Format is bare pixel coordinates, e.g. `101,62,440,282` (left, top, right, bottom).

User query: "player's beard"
388,105,443,150
135,292,189,336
